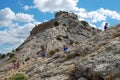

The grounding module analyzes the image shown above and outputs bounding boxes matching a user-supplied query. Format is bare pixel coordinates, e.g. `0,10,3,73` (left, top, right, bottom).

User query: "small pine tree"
81,21,89,26
54,21,59,26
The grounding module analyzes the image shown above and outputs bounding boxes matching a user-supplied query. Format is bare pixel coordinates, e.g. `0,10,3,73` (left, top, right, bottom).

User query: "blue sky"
0,0,120,54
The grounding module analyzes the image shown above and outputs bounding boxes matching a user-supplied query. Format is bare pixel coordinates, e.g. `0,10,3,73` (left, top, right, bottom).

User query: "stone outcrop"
69,24,120,80
30,11,78,36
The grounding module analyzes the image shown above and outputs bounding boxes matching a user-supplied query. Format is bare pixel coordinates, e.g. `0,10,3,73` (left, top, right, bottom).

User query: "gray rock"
0,11,120,80
77,77,87,80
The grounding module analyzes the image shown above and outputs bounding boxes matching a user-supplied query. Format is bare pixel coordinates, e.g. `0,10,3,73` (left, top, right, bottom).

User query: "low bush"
9,53,15,59
54,21,59,26
70,40,74,45
81,21,89,26
25,57,30,62
112,32,120,38
56,36,62,41
0,54,6,59
49,48,59,56
11,59,16,63
54,48,59,52
49,50,56,56
4,73,28,80
66,65,75,75
62,24,66,26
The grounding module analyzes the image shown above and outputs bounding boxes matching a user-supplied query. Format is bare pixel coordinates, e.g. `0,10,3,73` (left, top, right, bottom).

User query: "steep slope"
69,24,120,80
14,11,100,63
0,11,120,80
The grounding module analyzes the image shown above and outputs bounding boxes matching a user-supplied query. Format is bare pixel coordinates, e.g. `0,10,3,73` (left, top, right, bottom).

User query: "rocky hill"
0,11,120,80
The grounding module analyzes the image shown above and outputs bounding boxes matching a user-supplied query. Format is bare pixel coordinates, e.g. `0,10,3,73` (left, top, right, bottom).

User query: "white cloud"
33,0,78,12
15,13,35,22
75,8,120,30
77,8,120,23
23,5,34,10
24,5,30,10
0,22,41,53
0,8,15,26
0,7,40,53
0,8,35,27
88,11,106,23
97,8,120,20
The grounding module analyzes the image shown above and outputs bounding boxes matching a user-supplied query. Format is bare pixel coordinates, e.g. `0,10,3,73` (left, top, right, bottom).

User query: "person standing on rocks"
104,22,108,30
41,51,47,60
13,62,17,71
40,46,47,61
63,45,68,57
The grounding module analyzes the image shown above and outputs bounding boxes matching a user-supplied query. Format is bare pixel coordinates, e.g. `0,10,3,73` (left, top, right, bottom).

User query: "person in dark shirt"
104,22,108,30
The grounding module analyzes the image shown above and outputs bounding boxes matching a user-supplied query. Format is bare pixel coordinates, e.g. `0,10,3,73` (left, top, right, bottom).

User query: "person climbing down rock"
41,51,47,60
13,62,17,72
63,45,68,57
40,45,47,61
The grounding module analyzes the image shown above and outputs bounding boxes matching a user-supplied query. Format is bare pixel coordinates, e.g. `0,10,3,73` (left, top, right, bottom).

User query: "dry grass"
81,48,89,58
81,53,87,58
94,42,107,51
92,72,104,80
105,73,120,80
112,32,120,38
66,65,75,75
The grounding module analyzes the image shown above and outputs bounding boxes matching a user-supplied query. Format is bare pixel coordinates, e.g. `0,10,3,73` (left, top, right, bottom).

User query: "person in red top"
13,62,16,71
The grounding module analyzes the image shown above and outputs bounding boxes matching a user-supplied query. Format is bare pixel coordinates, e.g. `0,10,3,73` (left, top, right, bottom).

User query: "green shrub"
92,27,95,29
16,48,19,51
49,48,59,56
62,35,69,39
81,21,89,26
4,73,28,80
54,21,59,26
112,32,120,38
62,24,66,26
54,48,59,52
56,36,62,41
70,40,74,45
25,57,30,62
9,53,15,59
1,54,6,59
49,50,56,56
12,59,16,63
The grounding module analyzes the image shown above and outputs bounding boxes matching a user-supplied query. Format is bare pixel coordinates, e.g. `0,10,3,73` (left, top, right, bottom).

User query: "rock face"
0,11,120,80
69,25,120,80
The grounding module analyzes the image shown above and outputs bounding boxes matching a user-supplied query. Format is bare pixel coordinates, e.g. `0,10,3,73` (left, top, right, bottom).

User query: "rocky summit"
0,11,120,80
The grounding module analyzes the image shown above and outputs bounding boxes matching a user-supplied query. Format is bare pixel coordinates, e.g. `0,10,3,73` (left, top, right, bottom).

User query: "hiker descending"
63,45,68,57
104,22,108,30
40,45,47,60
41,51,47,60
16,60,20,69
13,62,17,71
22,61,25,65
